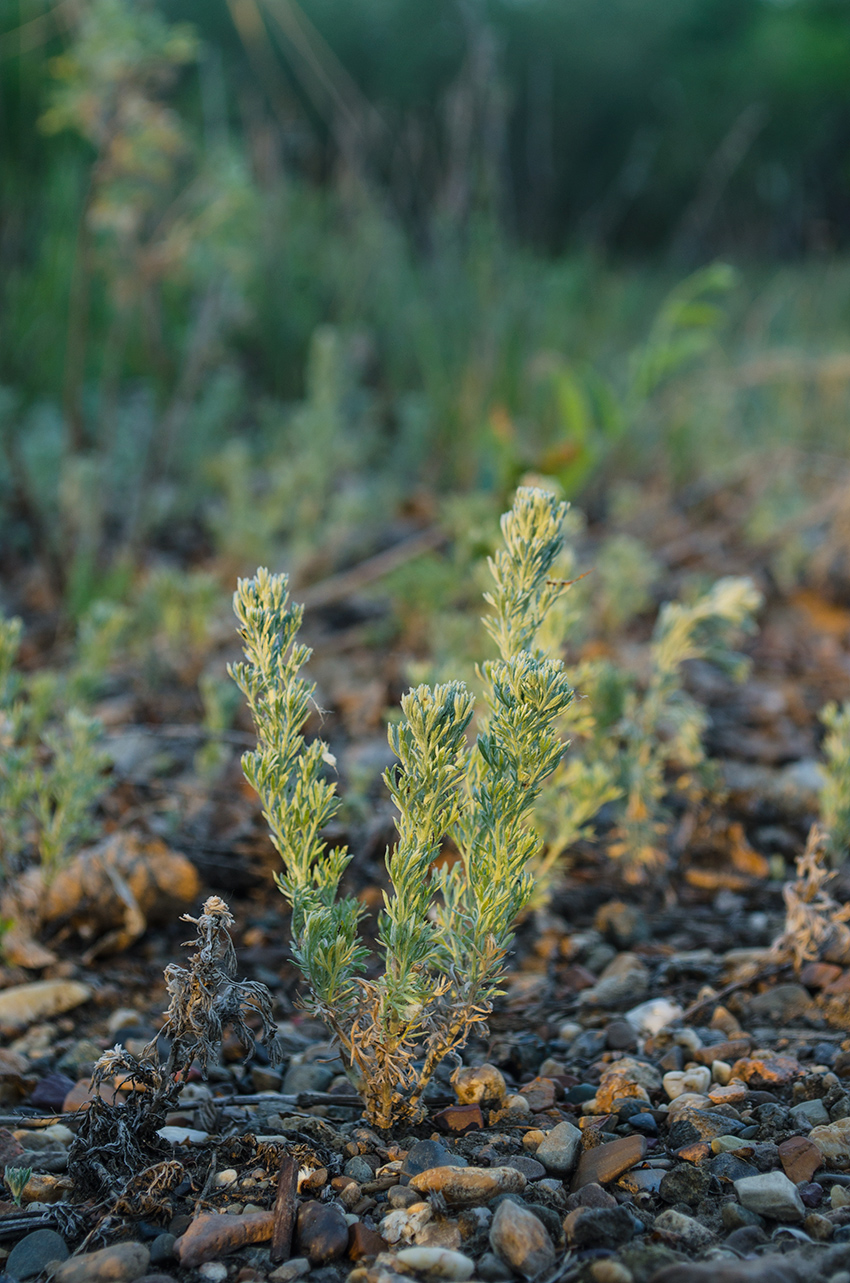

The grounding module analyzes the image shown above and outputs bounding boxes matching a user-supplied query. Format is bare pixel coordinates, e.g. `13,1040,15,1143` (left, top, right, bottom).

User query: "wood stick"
270,1153,299,1265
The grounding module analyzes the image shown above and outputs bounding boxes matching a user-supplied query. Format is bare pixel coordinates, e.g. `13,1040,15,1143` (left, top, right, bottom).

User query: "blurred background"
2,0,850,620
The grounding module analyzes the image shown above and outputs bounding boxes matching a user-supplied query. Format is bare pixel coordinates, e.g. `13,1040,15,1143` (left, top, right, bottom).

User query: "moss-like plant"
230,487,574,1129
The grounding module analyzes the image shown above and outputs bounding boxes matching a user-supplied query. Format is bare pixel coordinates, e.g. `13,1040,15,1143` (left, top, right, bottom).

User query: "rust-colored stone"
347,1223,387,1260
570,1135,647,1190
175,1212,274,1268
434,1104,484,1133
800,962,843,990
518,1077,557,1112
779,1136,823,1184
823,971,850,996
692,1040,751,1067
674,1142,711,1164
730,1056,802,1088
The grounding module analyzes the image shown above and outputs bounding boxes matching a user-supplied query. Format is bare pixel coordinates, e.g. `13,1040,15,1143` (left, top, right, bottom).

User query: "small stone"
413,1221,462,1250
268,1258,310,1283
605,1021,638,1052
617,1167,664,1196
295,1202,349,1265
668,1108,745,1147
589,1263,633,1283
563,1182,617,1213
710,1152,758,1183
157,1126,210,1145
747,983,816,1023
282,1063,334,1094
628,1113,658,1137
803,1211,832,1239
347,1223,386,1260
478,1251,513,1282
571,1135,647,1190
199,1265,227,1283
595,900,648,948
663,1067,711,1100
344,1157,374,1184
522,1130,545,1151
434,1105,484,1133
563,1205,635,1249
789,1098,830,1128
148,1236,176,1268
733,1171,805,1222
653,1209,713,1249
409,1166,525,1206
214,1169,238,1188
452,1065,506,1108
798,1181,823,1207
7,1230,69,1280
708,1082,749,1107
722,1203,764,1231
56,1039,102,1078
591,1057,660,1112
535,1121,583,1176
388,1186,421,1209
52,1244,149,1283
504,1094,531,1115
659,1164,709,1206
379,1204,432,1245
489,1200,555,1277
731,1056,802,1089
175,1213,274,1268
402,1140,466,1176
503,1156,545,1181
624,998,683,1035
30,1073,77,1113
711,1135,747,1153
809,1116,850,1165
0,981,91,1032
778,1136,823,1184
395,1248,474,1280
518,1077,557,1112
712,1060,733,1085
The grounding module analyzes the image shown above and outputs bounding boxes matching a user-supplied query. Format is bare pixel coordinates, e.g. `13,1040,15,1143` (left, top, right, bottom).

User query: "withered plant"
773,824,850,973
70,897,280,1200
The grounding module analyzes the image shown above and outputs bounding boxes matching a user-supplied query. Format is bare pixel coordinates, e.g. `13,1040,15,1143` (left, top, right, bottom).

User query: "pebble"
658,1164,709,1206
663,1067,711,1100
571,1135,647,1190
295,1202,349,1264
157,1126,210,1145
387,1186,421,1209
379,1204,432,1245
733,1171,805,1221
214,1169,238,1188
563,1205,635,1249
343,1157,374,1184
348,1223,387,1260
589,1263,633,1283
778,1136,823,1184
489,1200,555,1277
395,1248,474,1280
452,1065,507,1108
409,1166,525,1206
652,1209,713,1249
809,1117,850,1165
503,1156,546,1181
148,1235,176,1267
0,981,91,1031
175,1212,274,1268
477,1251,514,1282
282,1063,334,1094
6,1230,69,1280
268,1258,310,1283
625,998,683,1035
535,1120,583,1176
789,1098,830,1128
198,1265,228,1283
402,1141,465,1176
53,1244,150,1283
591,1058,660,1112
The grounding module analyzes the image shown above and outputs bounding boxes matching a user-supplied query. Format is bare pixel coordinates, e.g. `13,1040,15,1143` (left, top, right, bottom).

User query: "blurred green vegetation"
2,0,850,621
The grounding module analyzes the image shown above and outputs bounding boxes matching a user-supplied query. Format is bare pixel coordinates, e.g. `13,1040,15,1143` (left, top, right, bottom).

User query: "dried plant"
70,897,280,1199
231,487,573,1129
773,824,850,972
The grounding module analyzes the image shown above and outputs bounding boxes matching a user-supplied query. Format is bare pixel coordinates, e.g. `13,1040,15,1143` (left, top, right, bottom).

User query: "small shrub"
230,487,573,1129
820,700,850,864
773,825,850,972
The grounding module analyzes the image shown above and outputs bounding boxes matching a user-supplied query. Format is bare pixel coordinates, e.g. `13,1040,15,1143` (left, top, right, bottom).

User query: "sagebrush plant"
0,616,108,880
819,701,850,864
537,575,762,883
230,487,574,1129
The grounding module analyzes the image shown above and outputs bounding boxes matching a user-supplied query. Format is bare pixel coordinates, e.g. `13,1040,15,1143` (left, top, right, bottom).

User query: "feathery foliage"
231,487,573,1128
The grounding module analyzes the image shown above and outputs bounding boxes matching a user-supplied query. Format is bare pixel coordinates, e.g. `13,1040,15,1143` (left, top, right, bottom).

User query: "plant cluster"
230,487,574,1129
537,574,762,883
819,700,850,864
0,616,108,881
773,825,850,973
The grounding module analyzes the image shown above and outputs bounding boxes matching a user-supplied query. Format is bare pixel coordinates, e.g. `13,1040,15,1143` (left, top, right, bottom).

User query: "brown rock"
0,1128,25,1167
823,970,850,995
571,1135,647,1190
519,1077,557,1112
175,1212,274,1268
452,1064,507,1108
731,1056,802,1089
409,1166,526,1206
434,1104,484,1133
674,1142,711,1164
692,1040,752,1067
53,1243,150,1283
778,1136,822,1184
295,1201,349,1264
348,1222,387,1260
0,980,91,1033
800,962,842,989
22,1174,74,1203
489,1200,555,1276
